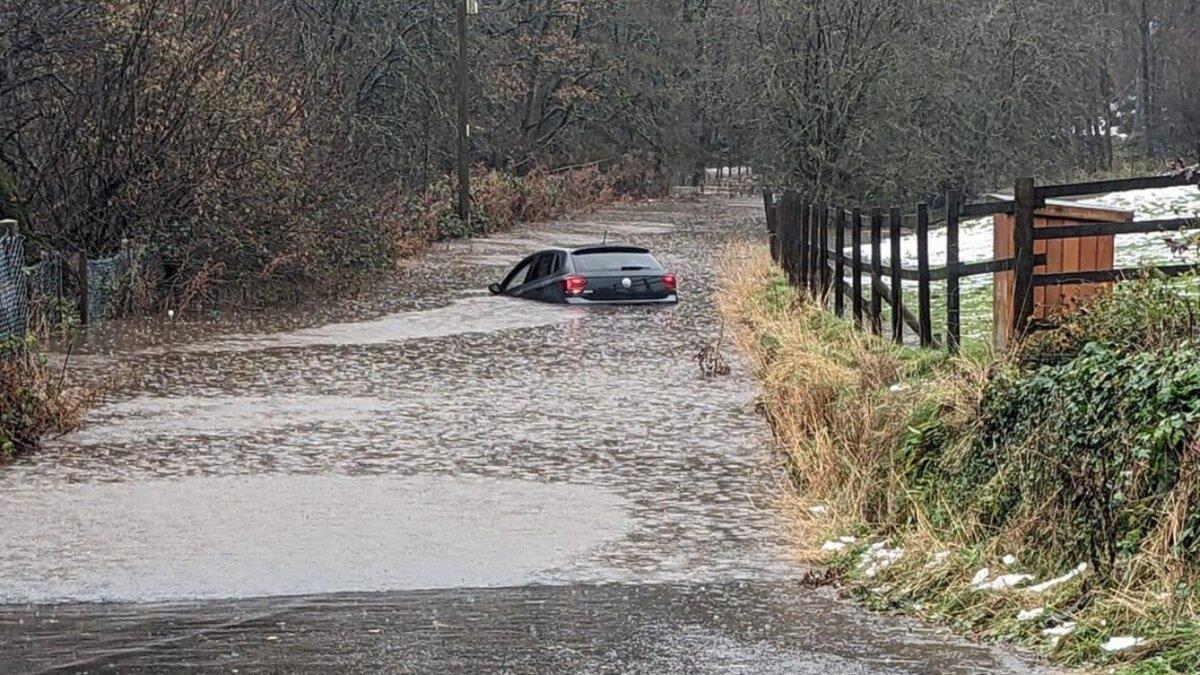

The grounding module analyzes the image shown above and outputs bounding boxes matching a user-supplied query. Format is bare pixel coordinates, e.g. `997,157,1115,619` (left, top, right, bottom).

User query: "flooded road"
0,197,1045,672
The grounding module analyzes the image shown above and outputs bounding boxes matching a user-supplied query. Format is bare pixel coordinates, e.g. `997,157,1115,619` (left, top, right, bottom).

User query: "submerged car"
489,246,678,304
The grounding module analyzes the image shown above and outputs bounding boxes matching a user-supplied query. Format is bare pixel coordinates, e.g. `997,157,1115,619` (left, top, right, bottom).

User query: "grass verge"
718,242,1200,673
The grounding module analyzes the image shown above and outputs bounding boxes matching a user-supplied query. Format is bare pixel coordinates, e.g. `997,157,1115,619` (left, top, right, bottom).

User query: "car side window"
502,258,534,292
527,253,554,284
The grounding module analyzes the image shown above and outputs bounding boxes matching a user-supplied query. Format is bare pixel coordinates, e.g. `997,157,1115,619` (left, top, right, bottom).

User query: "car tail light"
662,273,677,293
564,275,588,296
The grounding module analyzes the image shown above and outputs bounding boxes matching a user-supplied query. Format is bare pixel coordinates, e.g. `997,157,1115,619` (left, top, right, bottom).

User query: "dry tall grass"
0,339,102,461
717,242,952,553
717,241,1200,672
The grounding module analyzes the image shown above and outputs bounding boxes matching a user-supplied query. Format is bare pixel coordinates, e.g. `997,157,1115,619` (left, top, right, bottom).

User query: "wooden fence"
763,173,1200,353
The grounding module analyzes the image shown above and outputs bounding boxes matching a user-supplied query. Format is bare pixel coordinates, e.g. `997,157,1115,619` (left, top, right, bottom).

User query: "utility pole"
456,0,470,223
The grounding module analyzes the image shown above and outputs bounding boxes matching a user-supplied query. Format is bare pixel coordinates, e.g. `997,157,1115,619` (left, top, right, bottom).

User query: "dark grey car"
489,246,678,305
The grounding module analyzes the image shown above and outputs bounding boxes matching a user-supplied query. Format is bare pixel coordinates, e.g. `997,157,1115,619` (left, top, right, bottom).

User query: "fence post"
809,203,820,297
834,208,846,316
1012,177,1037,340
818,205,830,300
763,190,779,263
851,208,864,329
789,196,804,286
70,251,89,326
916,203,933,347
799,200,810,292
889,207,903,344
946,191,962,353
779,191,799,283
869,209,883,335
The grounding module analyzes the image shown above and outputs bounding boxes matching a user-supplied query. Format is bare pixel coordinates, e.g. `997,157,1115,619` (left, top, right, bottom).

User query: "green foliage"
1018,272,1200,366
978,343,1200,568
893,278,1200,575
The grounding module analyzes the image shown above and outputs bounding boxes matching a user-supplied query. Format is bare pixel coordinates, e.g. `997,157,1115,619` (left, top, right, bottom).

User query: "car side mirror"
488,283,502,295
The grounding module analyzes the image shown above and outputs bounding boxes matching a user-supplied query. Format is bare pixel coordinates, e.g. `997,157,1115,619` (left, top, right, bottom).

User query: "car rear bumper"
564,295,678,305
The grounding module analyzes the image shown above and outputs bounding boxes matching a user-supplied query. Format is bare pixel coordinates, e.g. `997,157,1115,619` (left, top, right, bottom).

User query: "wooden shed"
993,199,1134,348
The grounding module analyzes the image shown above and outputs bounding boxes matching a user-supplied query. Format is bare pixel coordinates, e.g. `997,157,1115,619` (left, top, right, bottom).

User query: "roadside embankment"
718,242,1200,673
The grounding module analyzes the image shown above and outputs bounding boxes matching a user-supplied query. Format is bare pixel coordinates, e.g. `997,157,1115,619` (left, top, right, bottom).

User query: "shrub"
0,337,97,461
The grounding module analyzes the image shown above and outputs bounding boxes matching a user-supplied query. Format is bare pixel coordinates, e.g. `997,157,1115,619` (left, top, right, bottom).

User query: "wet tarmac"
0,197,1047,672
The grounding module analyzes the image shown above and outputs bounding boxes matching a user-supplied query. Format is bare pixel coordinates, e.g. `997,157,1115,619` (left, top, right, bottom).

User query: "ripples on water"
1,200,785,600
0,198,1051,674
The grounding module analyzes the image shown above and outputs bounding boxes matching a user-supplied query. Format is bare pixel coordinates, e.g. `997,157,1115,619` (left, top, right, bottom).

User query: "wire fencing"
0,233,28,343
0,225,159,343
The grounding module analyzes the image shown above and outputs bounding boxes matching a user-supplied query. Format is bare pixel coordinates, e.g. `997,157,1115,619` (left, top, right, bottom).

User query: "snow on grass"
859,541,904,577
1101,636,1146,652
1024,563,1089,594
847,185,1200,342
1042,621,1078,637
976,573,1035,591
1017,607,1046,622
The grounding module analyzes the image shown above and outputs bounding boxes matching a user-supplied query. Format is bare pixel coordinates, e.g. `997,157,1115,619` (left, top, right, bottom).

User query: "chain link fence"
1,233,28,342
0,224,158,341
87,253,129,322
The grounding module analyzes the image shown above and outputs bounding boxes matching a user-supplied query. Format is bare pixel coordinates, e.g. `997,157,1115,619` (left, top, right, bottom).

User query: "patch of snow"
1042,621,1078,638
1017,607,1045,622
821,540,847,552
888,383,911,394
859,543,904,578
1025,563,1089,594
1101,636,1145,652
838,536,858,544
976,573,1034,591
970,567,991,587
1002,554,1017,567
808,505,828,516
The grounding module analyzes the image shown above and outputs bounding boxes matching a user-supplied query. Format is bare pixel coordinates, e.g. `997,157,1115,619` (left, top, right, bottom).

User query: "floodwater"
0,197,1047,672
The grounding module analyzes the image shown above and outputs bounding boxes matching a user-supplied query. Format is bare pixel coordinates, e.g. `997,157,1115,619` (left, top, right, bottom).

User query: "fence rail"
764,171,1200,352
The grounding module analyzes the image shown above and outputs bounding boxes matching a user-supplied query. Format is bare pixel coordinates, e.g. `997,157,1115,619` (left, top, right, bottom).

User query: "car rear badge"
621,277,632,288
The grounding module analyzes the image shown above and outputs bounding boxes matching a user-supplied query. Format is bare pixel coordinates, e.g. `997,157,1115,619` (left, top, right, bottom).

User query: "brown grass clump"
715,242,946,554
0,339,102,461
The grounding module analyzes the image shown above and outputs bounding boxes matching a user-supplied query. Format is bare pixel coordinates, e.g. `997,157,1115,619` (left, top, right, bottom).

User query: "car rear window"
572,252,663,273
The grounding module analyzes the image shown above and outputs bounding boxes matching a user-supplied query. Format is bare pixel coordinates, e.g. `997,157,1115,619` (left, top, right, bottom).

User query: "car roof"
569,245,652,255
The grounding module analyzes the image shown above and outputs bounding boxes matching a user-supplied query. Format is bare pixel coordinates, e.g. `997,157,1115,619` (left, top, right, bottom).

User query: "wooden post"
763,191,778,263
818,205,830,300
869,209,883,335
799,200,810,291
916,203,933,347
946,191,962,353
851,208,864,329
779,191,799,282
1012,177,1037,340
809,203,821,297
889,207,903,344
834,208,846,316
70,251,88,326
